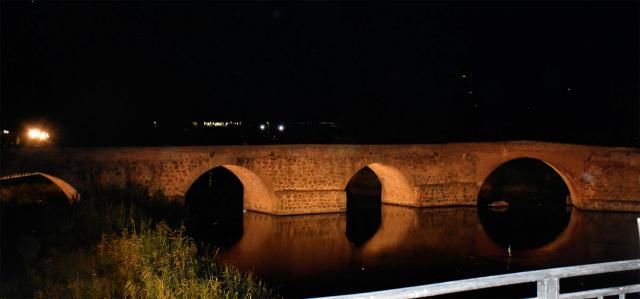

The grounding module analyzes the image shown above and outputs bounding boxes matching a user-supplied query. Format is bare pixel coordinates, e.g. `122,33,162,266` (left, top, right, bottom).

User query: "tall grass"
1,180,278,298
30,223,276,299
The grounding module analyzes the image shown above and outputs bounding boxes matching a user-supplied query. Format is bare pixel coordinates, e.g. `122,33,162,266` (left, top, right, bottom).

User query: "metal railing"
315,218,640,299
314,259,640,299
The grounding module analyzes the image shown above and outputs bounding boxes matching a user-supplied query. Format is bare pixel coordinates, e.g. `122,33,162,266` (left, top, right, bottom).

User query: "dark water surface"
184,157,640,297
200,206,640,298
3,171,639,298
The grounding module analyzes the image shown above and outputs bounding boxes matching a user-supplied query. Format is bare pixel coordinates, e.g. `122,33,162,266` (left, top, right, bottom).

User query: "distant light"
259,124,266,131
2,130,8,135
467,90,473,95
461,74,467,79
567,87,572,92
27,128,49,141
277,124,285,132
203,121,242,127
28,129,39,139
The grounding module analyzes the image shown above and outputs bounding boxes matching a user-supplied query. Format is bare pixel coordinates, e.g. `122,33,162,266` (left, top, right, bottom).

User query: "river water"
197,205,640,297
3,172,639,297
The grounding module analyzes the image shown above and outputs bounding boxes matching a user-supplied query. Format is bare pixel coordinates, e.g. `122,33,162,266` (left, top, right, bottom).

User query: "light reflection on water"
212,205,640,297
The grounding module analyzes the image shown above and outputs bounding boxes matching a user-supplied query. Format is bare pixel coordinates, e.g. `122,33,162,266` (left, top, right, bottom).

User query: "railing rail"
314,259,640,299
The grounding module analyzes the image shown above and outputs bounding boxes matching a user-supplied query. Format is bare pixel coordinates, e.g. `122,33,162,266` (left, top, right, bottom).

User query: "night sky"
1,1,638,146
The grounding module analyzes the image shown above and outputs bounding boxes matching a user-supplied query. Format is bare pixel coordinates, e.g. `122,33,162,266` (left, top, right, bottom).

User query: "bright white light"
28,129,39,139
203,121,242,127
27,128,49,141
259,124,266,130
277,124,285,132
2,130,8,135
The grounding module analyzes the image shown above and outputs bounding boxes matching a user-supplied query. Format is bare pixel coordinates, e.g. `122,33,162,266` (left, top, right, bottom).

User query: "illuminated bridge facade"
1,141,638,214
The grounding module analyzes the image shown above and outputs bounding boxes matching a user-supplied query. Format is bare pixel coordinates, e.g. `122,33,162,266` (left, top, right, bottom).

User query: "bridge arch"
184,164,277,214
0,172,80,203
343,163,416,206
477,157,578,206
476,157,575,250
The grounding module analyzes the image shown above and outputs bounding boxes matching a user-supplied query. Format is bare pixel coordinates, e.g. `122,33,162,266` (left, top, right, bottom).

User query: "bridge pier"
275,190,346,215
416,183,479,207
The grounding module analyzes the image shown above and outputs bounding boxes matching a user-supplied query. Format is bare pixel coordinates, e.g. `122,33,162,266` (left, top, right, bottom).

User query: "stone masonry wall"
1,141,638,214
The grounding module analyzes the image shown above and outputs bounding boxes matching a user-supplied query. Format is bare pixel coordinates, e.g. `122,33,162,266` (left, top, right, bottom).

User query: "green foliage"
30,223,276,299
1,181,278,299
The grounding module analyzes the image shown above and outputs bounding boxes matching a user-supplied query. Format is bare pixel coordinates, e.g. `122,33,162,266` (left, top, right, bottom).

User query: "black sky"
1,1,638,146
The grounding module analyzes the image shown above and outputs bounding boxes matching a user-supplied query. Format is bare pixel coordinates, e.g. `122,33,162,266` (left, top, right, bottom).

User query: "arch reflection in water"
477,158,572,250
345,167,382,246
219,206,638,298
185,166,244,248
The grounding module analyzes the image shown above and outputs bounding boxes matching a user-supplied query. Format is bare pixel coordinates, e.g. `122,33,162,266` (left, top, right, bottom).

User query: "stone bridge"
1,141,638,214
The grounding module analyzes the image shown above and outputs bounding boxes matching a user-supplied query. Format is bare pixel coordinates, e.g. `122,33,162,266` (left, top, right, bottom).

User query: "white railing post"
537,277,559,299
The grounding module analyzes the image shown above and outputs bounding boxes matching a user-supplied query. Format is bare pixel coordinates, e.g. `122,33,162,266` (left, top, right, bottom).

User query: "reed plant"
1,180,277,298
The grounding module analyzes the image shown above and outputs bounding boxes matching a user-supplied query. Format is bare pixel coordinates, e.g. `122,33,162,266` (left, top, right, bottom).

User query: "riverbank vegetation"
0,178,277,298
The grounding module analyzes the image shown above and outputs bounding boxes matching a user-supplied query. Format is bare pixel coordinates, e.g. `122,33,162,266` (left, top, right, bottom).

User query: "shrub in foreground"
1,181,278,298
33,222,277,299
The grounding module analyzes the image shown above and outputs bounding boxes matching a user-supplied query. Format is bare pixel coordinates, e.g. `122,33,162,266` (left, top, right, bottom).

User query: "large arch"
476,157,578,206
0,172,80,203
476,157,575,250
343,163,416,206
185,164,277,214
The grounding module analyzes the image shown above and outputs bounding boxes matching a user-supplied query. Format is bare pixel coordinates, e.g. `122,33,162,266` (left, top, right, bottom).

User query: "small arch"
185,164,277,213
345,167,382,246
185,166,245,247
344,163,416,205
477,158,573,250
0,172,80,203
